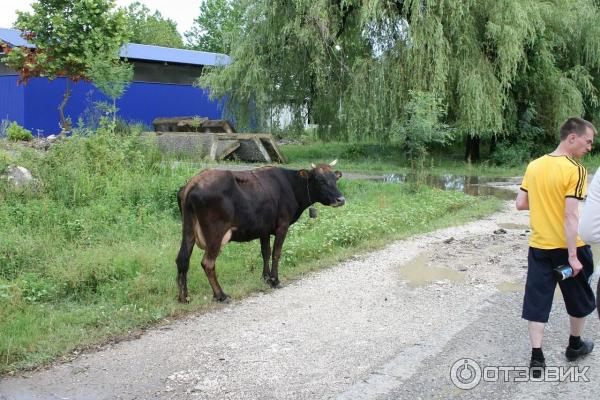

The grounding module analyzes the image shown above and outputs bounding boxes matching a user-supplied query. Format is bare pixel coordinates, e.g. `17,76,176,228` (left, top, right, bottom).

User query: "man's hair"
560,117,597,140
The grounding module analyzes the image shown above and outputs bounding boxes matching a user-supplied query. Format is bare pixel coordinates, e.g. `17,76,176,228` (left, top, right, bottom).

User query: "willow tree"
199,0,600,160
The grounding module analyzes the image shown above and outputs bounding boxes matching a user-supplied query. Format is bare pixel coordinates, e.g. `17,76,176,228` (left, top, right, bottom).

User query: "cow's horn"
311,163,316,169
329,159,338,166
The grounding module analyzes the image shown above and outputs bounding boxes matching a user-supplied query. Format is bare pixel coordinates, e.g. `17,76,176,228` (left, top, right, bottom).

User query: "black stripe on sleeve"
576,164,586,198
567,157,585,198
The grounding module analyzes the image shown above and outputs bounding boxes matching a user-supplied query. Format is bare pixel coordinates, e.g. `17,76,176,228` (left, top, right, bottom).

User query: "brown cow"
175,161,345,302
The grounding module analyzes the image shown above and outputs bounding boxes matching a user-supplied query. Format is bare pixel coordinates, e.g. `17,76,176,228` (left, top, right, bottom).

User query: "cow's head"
301,160,345,207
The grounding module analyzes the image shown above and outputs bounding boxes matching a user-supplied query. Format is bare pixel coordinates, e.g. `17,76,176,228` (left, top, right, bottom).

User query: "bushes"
5,122,33,142
0,129,181,277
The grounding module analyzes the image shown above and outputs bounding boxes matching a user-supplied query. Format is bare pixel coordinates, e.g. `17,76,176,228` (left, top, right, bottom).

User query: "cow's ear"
299,169,309,178
335,170,342,180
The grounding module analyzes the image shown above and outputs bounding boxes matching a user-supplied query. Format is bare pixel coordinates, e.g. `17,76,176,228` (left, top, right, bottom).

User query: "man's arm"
565,197,583,276
516,189,529,210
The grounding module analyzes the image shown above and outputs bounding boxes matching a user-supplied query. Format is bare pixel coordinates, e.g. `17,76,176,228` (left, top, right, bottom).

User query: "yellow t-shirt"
520,154,587,249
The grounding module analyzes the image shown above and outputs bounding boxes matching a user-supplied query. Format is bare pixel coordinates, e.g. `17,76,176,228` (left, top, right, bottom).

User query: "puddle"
365,174,518,200
496,281,523,293
497,223,529,230
398,253,466,288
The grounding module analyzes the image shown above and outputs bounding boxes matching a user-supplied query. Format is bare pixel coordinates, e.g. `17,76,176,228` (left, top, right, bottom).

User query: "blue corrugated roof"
0,28,230,66
120,43,230,66
0,28,36,48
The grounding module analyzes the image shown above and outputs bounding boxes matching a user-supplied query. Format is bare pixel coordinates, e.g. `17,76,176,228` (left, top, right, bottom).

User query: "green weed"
0,132,501,373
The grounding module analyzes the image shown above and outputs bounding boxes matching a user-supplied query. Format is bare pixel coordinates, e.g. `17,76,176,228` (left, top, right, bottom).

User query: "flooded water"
397,253,466,288
357,173,520,200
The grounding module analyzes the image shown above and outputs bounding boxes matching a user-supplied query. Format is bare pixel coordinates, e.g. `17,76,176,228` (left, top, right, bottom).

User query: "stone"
2,165,34,187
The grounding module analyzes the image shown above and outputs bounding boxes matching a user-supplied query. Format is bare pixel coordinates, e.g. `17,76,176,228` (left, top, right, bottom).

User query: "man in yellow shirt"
516,117,596,377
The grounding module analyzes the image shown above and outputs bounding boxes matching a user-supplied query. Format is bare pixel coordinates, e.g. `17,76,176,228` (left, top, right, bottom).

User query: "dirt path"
1,201,599,400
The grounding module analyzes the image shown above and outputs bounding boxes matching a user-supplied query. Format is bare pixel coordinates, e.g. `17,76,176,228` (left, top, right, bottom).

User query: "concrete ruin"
148,117,286,163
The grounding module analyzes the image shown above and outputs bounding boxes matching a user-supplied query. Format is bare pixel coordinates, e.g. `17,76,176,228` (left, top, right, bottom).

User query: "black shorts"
522,245,596,323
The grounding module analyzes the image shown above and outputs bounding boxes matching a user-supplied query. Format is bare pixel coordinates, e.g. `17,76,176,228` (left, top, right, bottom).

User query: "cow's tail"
176,185,186,217
179,186,211,250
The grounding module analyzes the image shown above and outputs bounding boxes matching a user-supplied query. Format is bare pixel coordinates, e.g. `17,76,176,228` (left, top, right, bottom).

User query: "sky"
0,0,202,35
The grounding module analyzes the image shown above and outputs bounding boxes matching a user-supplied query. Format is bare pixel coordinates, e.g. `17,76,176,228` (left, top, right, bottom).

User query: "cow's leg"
199,222,231,302
260,235,271,281
201,247,228,302
269,225,289,288
175,216,196,303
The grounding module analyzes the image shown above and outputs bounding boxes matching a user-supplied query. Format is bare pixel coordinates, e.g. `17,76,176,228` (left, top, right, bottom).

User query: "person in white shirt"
580,171,600,245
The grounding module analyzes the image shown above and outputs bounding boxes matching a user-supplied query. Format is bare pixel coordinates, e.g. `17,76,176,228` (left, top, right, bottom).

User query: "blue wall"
0,75,25,127
1,76,224,136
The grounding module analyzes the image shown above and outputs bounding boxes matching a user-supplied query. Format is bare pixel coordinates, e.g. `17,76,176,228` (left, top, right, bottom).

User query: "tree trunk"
58,80,72,136
464,136,480,162
489,135,497,156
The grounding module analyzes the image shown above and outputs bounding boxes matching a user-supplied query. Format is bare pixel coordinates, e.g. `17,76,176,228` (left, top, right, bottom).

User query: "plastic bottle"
553,265,573,281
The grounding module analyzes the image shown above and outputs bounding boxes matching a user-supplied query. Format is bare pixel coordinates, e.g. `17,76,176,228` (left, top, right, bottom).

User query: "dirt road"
2,201,599,400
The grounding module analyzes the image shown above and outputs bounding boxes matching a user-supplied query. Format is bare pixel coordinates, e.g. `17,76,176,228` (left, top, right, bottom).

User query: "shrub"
392,90,454,189
0,149,14,173
489,141,532,167
6,122,33,142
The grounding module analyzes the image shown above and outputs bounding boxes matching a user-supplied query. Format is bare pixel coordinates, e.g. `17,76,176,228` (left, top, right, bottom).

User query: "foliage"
0,132,500,373
2,0,129,133
6,122,33,142
87,57,133,102
0,148,14,174
184,0,243,54
86,56,134,133
124,1,183,48
199,0,600,159
392,90,454,188
489,107,548,166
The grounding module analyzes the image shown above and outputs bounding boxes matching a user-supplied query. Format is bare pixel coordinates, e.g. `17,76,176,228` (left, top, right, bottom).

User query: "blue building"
0,28,230,136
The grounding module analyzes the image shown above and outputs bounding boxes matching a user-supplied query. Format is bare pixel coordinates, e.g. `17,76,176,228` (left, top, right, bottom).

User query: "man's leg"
569,315,586,337
523,248,555,377
528,321,546,378
562,246,596,361
565,315,594,361
529,321,545,347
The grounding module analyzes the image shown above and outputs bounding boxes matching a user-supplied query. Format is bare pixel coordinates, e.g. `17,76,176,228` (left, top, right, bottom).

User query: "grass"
280,141,529,177
282,140,600,178
0,134,503,374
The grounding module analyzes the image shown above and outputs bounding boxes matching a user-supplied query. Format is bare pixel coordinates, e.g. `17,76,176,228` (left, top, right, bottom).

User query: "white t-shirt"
579,171,600,244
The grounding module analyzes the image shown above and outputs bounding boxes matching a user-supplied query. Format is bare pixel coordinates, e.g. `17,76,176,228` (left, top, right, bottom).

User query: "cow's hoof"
268,278,280,288
214,293,230,303
178,294,189,303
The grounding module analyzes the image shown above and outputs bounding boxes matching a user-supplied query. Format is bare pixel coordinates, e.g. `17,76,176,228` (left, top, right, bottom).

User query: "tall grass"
0,133,501,373
281,141,532,177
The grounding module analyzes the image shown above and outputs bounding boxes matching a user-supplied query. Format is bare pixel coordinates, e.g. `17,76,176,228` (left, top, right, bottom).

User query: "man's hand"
568,255,583,277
